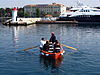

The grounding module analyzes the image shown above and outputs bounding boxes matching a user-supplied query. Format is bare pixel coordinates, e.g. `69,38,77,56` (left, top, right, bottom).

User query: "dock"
3,18,78,25
36,21,78,24
3,18,42,25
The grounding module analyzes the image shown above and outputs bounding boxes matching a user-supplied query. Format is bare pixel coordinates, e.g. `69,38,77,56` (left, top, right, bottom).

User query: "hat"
51,32,54,34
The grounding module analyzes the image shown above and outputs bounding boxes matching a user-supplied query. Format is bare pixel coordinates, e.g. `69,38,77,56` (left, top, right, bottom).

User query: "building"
24,3,66,17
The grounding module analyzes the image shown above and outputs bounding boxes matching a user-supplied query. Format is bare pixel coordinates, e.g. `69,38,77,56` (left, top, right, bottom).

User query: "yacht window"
86,10,89,12
92,10,100,12
80,9,84,12
87,10,90,12
83,10,90,12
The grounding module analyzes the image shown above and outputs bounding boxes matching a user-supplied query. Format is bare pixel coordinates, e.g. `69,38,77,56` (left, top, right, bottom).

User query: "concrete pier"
3,18,42,25
36,21,78,24
3,18,78,25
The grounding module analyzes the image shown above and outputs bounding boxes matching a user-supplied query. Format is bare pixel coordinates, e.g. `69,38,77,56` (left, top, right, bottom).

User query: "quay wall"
3,18,42,25
17,18,42,24
3,17,79,25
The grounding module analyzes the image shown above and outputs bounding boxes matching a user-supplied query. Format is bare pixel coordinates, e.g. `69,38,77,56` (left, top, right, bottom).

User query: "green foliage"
0,7,25,17
24,13,29,17
0,8,6,17
36,8,40,17
18,8,24,17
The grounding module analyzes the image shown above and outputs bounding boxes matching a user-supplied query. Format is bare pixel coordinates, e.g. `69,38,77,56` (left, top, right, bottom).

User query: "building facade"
24,3,66,17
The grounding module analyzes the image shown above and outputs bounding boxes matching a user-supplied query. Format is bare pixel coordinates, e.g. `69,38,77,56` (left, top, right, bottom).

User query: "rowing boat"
40,42,65,59
40,49,64,59
40,54,63,68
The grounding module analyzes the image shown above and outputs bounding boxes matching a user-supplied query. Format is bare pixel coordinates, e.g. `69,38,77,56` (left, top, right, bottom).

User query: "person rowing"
43,41,49,51
49,32,56,43
39,38,46,50
54,40,62,52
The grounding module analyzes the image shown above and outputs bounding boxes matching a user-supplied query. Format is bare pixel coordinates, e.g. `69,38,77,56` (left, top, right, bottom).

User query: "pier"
3,18,78,25
3,17,100,26
3,18,42,25
36,21,78,24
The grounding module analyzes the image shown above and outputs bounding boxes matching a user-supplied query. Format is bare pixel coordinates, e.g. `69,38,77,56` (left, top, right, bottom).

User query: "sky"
0,0,100,8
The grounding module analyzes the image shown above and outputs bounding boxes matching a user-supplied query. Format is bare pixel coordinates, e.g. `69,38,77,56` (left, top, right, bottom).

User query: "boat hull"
40,49,65,59
57,15,100,22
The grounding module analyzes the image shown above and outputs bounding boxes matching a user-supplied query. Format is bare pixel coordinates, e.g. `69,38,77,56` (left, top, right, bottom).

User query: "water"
0,23,100,75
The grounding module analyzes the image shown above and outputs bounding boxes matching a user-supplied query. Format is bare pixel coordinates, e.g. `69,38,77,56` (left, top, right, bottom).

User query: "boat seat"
48,51,53,53
49,48,54,50
55,47,61,53
55,47,61,50
49,45,53,47
49,42,52,44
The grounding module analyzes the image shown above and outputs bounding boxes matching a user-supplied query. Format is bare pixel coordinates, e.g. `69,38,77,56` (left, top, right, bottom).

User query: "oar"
22,46,39,51
16,45,39,52
61,44,77,50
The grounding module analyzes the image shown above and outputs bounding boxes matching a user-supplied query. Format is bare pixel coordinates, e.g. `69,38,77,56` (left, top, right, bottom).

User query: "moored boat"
57,1,100,22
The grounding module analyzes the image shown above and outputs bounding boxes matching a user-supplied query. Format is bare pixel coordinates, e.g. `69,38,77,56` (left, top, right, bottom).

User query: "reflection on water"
40,55,63,74
12,26,20,49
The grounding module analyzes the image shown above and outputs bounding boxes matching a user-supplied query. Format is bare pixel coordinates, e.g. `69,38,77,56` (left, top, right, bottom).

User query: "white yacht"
57,1,100,22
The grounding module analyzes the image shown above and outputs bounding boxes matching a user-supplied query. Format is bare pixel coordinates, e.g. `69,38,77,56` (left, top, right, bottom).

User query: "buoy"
12,7,17,22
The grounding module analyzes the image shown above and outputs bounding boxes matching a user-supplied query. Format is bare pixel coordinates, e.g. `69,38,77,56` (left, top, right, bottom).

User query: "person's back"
40,38,46,50
43,41,49,51
49,32,56,43
54,40,61,52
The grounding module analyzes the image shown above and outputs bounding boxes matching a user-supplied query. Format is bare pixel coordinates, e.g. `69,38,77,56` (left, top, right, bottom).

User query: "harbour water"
0,23,100,75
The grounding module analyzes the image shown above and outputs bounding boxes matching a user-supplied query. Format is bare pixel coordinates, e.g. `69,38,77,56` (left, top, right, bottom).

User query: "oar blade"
22,46,38,51
16,46,39,52
61,44,77,50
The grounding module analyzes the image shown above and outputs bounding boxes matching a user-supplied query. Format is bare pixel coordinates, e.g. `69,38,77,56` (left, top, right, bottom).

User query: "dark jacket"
43,43,49,51
49,35,56,43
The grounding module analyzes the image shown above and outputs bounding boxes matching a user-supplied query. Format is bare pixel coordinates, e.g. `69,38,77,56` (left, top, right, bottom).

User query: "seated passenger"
39,38,46,50
43,41,49,51
54,40,61,52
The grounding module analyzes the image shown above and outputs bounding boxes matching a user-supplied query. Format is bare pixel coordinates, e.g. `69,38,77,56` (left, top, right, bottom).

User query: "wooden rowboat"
40,54,63,68
40,48,65,59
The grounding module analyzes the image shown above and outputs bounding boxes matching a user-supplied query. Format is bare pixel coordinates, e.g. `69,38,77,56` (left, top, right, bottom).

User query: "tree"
41,11,46,17
5,8,12,17
24,13,29,17
0,8,6,17
18,8,24,17
36,8,40,17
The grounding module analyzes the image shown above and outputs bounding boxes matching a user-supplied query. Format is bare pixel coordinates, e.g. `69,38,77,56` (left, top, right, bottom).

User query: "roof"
45,14,53,17
24,3,65,7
